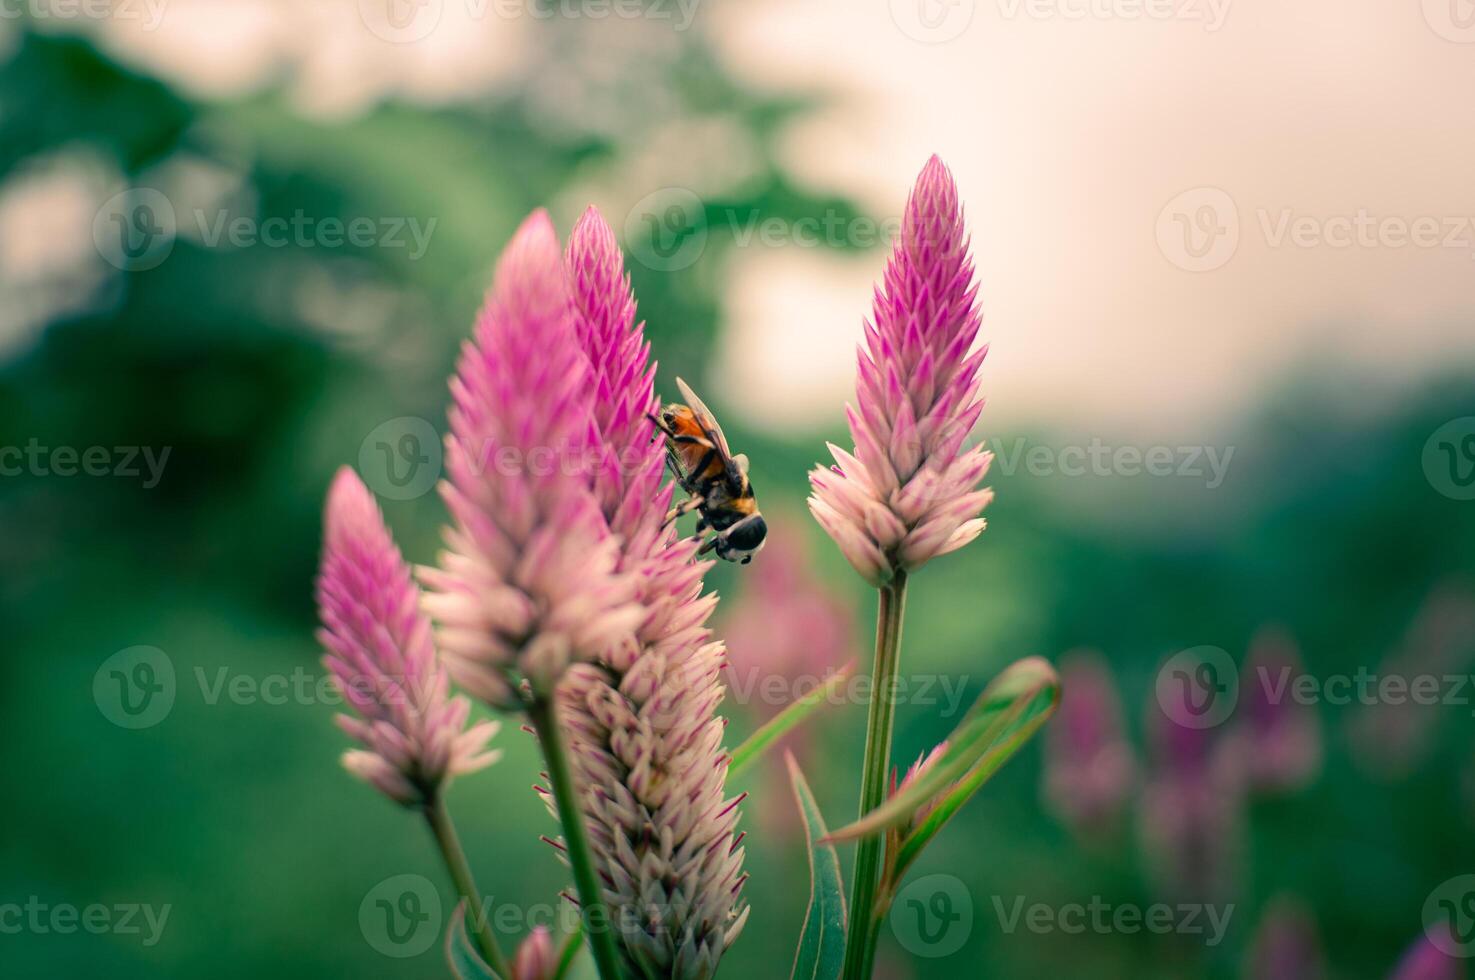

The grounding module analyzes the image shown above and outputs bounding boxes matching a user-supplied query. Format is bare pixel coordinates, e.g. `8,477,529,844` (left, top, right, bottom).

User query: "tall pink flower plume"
809,155,993,585
549,207,748,979
315,467,499,807
1043,651,1137,838
421,210,641,709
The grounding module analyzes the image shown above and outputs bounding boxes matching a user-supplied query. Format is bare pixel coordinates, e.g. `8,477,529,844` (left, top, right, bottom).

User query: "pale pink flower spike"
809,155,994,585
315,467,499,807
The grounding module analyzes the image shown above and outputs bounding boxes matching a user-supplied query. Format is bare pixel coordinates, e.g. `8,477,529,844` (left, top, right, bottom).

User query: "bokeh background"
2,1,1474,977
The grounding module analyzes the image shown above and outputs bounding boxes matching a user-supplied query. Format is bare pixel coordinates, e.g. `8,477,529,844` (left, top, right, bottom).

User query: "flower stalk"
843,570,908,980
425,793,513,979
529,696,624,980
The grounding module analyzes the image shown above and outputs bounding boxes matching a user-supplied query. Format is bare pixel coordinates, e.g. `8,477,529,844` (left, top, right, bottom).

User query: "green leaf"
729,663,855,780
445,901,502,980
552,923,584,980
823,657,1060,847
787,752,847,980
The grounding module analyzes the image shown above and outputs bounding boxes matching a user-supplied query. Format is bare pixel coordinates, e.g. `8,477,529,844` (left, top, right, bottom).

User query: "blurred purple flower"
1043,650,1137,838
720,512,855,717
1349,582,1475,778
808,155,993,586
420,210,641,709
551,207,748,978
1138,690,1245,903
315,467,499,807
1388,927,1465,980
1230,628,1322,794
1244,896,1324,980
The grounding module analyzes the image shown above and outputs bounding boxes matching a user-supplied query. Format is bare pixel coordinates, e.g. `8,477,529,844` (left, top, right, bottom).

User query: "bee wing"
674,377,733,458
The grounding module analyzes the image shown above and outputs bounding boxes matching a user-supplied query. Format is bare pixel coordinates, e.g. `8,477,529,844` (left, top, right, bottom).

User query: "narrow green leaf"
787,751,847,980
823,657,1060,845
446,901,502,980
552,923,584,980
729,663,855,780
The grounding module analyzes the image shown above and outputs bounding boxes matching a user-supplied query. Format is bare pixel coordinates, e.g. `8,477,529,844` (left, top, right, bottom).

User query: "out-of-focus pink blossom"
808,155,993,586
1230,628,1322,794
1387,927,1466,980
1244,896,1324,980
1349,582,1475,778
720,513,854,718
1138,691,1244,903
1043,650,1137,838
315,467,499,806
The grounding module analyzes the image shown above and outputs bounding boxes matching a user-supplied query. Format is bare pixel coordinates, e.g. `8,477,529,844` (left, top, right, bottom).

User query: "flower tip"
324,466,379,544
493,209,566,300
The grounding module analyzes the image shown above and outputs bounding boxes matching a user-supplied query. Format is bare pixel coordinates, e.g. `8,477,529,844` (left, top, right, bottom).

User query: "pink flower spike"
551,206,748,977
808,155,992,585
425,209,641,706
512,926,556,980
315,467,499,807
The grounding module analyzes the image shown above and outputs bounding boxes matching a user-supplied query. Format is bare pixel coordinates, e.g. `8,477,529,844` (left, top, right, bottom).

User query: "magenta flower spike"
1231,628,1322,794
1245,896,1325,980
315,467,499,807
1387,928,1465,980
421,210,641,708
1043,651,1137,838
808,155,993,585
549,207,748,979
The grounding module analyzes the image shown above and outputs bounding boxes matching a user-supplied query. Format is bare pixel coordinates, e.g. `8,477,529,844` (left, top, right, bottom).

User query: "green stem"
424,793,514,980
842,570,909,980
529,697,624,980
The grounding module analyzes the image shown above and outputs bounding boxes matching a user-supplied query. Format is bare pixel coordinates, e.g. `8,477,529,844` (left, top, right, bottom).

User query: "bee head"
715,514,767,564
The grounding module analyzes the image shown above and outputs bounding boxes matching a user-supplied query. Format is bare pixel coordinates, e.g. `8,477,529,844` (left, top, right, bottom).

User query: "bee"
650,378,767,564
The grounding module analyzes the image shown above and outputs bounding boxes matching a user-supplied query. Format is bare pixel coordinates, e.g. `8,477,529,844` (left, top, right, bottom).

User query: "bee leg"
662,495,704,528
